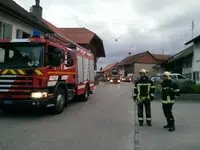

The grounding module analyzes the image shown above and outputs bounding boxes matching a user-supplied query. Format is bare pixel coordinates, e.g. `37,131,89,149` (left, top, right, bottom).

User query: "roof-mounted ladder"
45,33,77,49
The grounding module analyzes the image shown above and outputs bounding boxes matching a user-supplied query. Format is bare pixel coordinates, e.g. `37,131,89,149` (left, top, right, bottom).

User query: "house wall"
182,56,192,79
120,52,159,78
134,63,157,78
0,10,45,39
192,43,200,83
124,64,134,75
118,66,125,76
153,66,166,75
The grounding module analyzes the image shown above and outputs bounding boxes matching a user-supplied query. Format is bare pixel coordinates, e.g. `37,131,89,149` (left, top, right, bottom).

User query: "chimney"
30,0,43,19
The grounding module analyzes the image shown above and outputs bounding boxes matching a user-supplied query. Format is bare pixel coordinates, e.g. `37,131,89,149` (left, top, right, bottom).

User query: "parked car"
150,76,161,83
151,73,194,89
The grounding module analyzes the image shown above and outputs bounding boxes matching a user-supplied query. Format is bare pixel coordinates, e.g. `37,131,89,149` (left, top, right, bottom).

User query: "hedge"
154,82,200,94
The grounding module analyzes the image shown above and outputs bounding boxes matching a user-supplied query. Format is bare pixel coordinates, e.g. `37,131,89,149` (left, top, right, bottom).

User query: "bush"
154,81,200,94
192,84,200,94
180,82,194,94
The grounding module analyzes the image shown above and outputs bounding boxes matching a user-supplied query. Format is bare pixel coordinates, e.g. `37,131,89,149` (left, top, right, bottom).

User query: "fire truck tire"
49,87,66,115
81,84,90,102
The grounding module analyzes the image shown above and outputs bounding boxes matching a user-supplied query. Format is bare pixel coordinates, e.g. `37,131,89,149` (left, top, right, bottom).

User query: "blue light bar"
32,29,40,37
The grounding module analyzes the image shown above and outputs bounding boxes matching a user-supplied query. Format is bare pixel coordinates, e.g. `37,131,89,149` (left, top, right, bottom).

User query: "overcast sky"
16,0,200,69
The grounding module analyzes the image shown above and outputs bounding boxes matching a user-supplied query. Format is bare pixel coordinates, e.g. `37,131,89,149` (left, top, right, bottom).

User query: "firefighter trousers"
162,103,175,127
137,100,151,124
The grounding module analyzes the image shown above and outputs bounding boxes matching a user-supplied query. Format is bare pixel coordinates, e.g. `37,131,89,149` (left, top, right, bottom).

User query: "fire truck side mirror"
52,54,61,67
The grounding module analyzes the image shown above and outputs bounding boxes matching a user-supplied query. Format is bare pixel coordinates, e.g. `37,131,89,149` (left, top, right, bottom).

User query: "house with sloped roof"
0,0,53,39
118,51,170,78
59,28,105,70
154,35,200,83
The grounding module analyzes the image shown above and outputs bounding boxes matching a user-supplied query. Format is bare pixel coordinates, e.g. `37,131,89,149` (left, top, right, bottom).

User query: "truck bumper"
110,80,120,84
0,98,55,109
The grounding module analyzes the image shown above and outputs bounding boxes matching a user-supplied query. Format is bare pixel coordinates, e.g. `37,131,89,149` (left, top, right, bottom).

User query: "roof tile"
118,51,148,66
152,54,171,61
59,28,94,44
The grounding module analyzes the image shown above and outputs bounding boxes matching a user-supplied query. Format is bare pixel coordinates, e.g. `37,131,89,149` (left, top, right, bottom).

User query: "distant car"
121,76,132,82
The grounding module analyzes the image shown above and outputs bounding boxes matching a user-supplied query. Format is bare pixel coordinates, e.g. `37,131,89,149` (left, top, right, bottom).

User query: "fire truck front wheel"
49,87,66,115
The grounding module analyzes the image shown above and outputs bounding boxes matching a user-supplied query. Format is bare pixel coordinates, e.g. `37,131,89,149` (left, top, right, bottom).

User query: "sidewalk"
137,100,200,150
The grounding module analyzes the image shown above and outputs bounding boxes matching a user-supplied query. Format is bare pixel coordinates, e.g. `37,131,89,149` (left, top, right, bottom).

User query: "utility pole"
162,49,164,55
191,20,194,39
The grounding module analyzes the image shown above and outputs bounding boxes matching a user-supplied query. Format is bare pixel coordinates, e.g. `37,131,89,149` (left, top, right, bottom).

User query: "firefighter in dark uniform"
133,69,155,126
161,71,180,132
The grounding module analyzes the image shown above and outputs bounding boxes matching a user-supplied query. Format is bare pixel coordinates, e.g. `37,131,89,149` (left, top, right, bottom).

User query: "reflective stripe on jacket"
133,76,155,102
161,80,180,104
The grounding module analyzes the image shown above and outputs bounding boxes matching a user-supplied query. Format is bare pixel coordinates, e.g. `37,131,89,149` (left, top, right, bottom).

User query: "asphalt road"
0,82,135,150
138,100,200,150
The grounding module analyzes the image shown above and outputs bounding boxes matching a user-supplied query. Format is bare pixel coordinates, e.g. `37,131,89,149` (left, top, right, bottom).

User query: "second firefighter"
133,69,155,126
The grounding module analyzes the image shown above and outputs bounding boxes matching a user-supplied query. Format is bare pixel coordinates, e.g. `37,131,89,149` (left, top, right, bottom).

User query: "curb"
133,101,140,150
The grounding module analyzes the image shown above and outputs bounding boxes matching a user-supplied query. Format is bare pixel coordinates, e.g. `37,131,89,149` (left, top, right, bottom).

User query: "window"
0,48,5,63
178,75,186,80
189,73,192,79
170,75,177,81
48,45,64,65
66,51,74,67
16,29,31,38
0,42,44,68
189,60,192,68
184,73,188,78
197,72,200,81
0,22,12,39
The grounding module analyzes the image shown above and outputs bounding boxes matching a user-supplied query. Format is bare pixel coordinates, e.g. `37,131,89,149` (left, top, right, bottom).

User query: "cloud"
15,0,200,69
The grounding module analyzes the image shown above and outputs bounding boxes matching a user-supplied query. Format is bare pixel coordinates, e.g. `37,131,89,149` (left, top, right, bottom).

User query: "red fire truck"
0,30,95,115
109,68,120,84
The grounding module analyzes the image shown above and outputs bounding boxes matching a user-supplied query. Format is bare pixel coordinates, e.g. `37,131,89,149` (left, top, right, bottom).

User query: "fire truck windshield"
0,42,44,68
111,70,120,76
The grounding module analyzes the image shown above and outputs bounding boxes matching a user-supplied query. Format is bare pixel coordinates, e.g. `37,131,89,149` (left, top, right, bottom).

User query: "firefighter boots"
163,125,170,128
163,119,170,128
147,121,152,126
168,126,175,132
147,122,152,126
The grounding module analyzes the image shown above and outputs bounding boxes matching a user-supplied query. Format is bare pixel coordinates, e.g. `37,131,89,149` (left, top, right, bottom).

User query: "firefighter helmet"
139,69,147,74
162,71,171,79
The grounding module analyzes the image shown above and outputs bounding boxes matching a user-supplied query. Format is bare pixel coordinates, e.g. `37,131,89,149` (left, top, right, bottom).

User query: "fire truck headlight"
31,92,48,99
110,80,113,82
118,80,120,82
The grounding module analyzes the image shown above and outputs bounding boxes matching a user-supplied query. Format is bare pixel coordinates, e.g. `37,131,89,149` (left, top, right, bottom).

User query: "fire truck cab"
109,68,120,84
0,30,95,115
